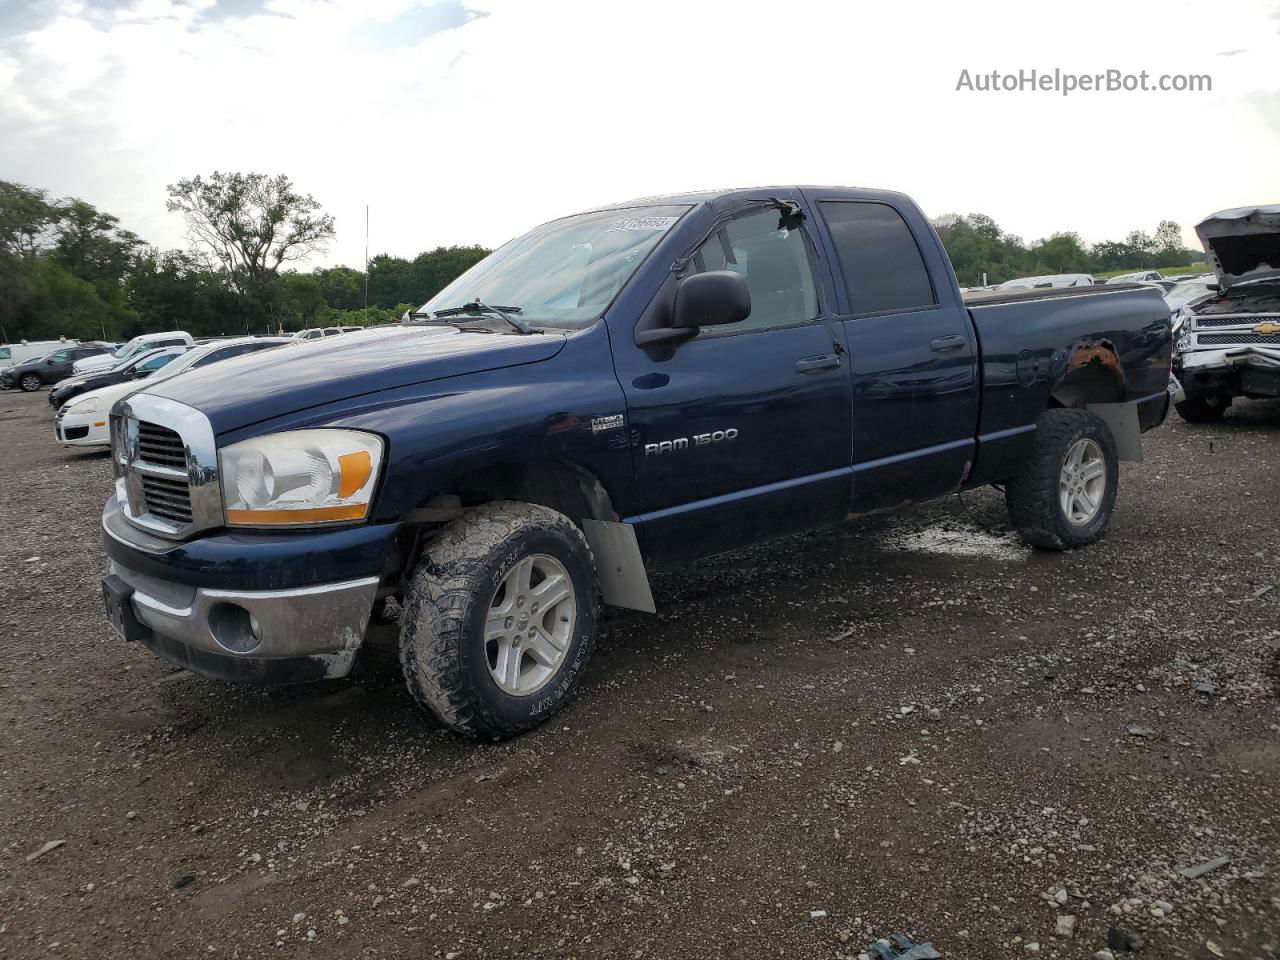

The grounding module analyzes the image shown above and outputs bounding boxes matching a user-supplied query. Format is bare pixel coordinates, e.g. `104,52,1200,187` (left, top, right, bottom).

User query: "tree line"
934,213,1204,287
1,171,1206,345
0,173,489,344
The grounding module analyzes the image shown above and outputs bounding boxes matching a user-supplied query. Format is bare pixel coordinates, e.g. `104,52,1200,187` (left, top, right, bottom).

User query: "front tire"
20,374,41,392
1006,408,1119,551
399,501,600,740
1175,394,1229,423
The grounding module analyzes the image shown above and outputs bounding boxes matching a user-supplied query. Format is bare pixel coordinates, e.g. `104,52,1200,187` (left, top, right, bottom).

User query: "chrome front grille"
136,422,187,468
111,394,222,540
1193,316,1252,328
140,472,193,524
1191,313,1280,329
1198,333,1280,346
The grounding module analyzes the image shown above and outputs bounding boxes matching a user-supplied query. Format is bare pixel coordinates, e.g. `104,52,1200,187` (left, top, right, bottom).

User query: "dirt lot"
0,389,1277,960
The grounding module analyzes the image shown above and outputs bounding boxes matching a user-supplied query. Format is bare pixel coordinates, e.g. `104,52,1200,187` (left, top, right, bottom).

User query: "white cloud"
1,0,1278,267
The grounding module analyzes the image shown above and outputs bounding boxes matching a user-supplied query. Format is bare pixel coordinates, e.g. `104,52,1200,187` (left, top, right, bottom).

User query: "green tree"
165,172,336,298
0,181,58,338
412,245,489,305
52,199,142,285
935,213,1030,286
1027,232,1090,274
315,265,365,311
274,272,329,329
367,254,415,307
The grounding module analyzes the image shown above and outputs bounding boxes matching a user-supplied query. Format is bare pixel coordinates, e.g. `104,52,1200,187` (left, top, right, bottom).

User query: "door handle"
794,354,842,374
929,335,966,353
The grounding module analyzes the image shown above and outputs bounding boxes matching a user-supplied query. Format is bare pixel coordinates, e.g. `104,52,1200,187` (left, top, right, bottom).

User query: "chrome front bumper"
107,559,379,681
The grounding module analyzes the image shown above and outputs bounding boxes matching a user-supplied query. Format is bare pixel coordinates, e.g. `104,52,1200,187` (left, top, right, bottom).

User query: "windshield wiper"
428,300,534,335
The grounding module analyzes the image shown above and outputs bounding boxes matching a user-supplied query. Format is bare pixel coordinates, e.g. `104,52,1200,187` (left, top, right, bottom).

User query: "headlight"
67,396,100,414
218,429,384,527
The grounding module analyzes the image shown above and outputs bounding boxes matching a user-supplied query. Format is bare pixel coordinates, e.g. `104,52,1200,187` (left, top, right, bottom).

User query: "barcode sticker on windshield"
607,216,679,232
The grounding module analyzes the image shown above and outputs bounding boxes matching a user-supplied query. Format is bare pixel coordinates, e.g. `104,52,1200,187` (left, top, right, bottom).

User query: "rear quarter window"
819,201,937,315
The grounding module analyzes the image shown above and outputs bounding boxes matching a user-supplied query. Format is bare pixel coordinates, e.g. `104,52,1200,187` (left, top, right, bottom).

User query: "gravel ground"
0,389,1278,960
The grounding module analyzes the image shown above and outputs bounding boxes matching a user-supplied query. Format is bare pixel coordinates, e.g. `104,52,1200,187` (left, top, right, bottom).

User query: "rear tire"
1006,408,1119,551
1175,394,1229,423
20,374,41,392
399,501,600,740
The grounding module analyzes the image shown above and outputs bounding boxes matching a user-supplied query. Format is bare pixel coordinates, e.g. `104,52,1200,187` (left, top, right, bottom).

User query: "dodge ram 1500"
101,186,1172,739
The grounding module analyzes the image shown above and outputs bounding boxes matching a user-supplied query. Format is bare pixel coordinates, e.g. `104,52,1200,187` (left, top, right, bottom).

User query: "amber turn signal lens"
337,451,372,498
225,504,368,525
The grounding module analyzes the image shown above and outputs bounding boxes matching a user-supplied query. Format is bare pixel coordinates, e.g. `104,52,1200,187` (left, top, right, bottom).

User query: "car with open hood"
1171,205,1280,422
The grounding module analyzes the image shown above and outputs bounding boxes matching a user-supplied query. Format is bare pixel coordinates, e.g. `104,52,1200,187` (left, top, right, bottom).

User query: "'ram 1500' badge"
644,428,739,456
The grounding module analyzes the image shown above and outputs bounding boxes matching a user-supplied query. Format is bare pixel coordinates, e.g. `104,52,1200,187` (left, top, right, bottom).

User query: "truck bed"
960,282,1172,486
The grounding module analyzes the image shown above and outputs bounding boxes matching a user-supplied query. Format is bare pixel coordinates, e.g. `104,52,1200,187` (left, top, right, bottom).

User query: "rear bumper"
102,495,402,682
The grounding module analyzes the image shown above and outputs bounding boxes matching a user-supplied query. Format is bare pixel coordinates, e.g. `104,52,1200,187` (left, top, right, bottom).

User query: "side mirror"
635,271,752,347
1206,282,1220,292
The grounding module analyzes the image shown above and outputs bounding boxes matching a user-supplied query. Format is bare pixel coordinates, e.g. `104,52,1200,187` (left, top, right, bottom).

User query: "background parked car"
49,346,187,408
0,343,114,392
55,336,293,447
72,331,194,375
292,326,363,340
1107,270,1164,284
1164,275,1217,317
996,273,1095,289
0,340,82,369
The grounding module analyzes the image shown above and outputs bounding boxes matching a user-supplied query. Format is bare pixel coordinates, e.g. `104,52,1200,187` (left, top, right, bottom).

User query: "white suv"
72,331,195,375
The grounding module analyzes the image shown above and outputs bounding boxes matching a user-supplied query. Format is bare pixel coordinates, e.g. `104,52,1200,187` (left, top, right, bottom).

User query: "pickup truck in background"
1172,205,1280,422
100,186,1172,740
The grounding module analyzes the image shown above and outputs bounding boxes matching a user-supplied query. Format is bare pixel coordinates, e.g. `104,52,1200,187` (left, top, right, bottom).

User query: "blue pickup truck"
101,186,1172,739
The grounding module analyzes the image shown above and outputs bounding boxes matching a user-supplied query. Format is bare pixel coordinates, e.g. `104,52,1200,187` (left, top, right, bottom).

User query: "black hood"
137,325,567,434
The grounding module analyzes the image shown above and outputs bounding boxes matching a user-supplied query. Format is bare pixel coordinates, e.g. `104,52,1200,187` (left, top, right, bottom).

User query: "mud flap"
1087,401,1143,462
581,519,656,613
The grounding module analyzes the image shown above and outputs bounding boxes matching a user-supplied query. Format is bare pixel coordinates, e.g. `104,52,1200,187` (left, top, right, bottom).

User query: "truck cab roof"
578,184,919,216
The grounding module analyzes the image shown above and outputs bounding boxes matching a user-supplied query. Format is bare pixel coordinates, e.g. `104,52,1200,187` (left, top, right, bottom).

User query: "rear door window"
818,201,936,315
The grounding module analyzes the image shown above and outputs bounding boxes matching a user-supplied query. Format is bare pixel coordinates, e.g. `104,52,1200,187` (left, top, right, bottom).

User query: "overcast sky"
2,0,1278,269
